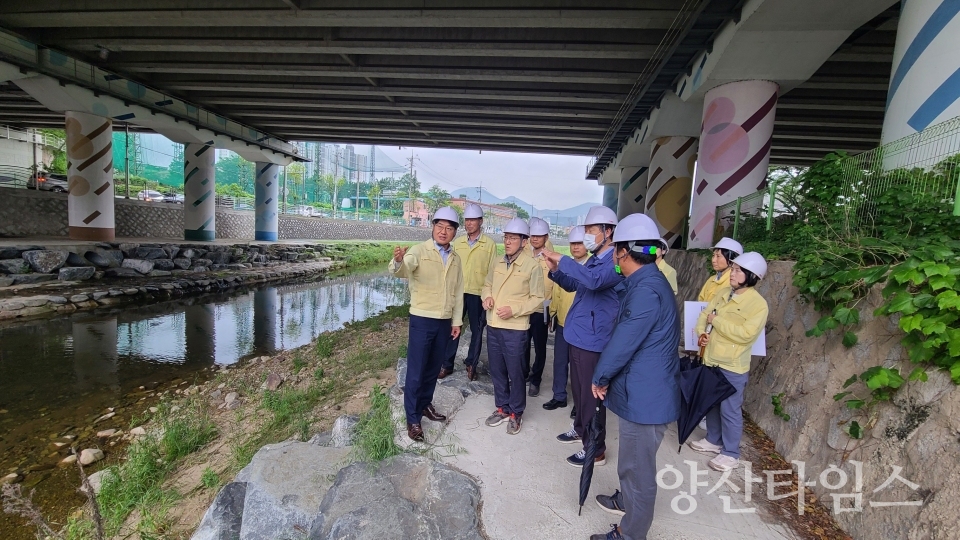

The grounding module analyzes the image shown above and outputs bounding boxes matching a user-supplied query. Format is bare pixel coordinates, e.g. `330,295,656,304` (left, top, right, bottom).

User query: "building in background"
356,154,368,183
403,199,429,227
344,145,356,181
448,197,517,233
369,145,377,182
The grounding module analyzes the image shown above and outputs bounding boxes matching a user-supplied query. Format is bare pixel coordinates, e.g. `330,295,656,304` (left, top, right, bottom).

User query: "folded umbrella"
676,355,736,451
578,397,606,516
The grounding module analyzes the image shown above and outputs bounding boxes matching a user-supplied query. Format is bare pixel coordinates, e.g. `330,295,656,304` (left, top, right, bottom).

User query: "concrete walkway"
439,330,798,540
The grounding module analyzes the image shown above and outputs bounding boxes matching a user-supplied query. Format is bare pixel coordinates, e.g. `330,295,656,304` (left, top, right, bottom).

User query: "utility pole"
124,123,130,198
478,180,483,203
282,166,287,214
333,149,340,219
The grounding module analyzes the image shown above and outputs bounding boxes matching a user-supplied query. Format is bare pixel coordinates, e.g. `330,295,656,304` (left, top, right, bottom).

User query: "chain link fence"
715,115,960,245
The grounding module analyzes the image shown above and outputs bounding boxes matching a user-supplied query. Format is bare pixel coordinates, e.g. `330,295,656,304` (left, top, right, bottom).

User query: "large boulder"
309,454,483,540
84,250,122,268
331,415,359,448
191,441,351,540
0,259,30,274
22,250,69,273
136,247,168,260
207,251,232,265
11,274,57,285
59,267,96,281
66,252,93,267
0,247,23,260
173,258,192,270
152,259,175,271
104,267,143,278
121,259,155,274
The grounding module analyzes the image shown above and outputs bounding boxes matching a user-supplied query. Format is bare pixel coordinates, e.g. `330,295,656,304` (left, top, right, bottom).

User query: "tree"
319,173,346,206
168,143,184,186
368,182,383,210
287,162,307,204
500,201,529,219
424,184,451,216
215,152,255,188
397,172,421,200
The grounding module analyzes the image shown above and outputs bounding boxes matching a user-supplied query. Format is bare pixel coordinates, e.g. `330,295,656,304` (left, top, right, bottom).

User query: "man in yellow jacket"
482,218,545,435
691,252,769,472
441,203,497,381
523,217,554,397
543,226,590,411
389,206,464,442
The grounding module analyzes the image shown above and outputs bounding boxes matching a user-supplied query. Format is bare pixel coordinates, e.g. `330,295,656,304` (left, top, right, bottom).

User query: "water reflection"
0,271,408,461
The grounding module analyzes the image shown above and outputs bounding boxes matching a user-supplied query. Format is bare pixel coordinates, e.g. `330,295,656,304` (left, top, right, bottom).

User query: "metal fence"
715,115,960,244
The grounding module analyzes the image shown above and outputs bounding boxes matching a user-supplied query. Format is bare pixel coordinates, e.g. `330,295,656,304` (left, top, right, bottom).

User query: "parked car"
136,190,165,202
162,192,184,204
27,171,69,192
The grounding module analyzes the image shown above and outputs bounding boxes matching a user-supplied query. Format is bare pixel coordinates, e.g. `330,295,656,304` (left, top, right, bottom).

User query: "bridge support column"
601,184,619,214
65,111,115,241
255,162,280,241
617,166,648,219
646,136,697,248
882,0,960,144
688,80,778,248
183,143,216,241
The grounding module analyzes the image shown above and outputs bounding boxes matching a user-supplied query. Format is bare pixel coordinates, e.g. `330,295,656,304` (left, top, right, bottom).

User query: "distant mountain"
451,188,596,226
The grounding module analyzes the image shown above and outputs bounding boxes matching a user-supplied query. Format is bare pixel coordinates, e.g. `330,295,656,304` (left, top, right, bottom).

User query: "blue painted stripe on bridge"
184,167,199,183
908,65,960,131
197,216,214,231
887,0,960,108
622,167,648,192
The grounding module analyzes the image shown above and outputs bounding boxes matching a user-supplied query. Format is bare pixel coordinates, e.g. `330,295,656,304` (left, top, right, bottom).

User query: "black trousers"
569,344,606,455
443,293,485,370
523,311,548,386
404,315,451,425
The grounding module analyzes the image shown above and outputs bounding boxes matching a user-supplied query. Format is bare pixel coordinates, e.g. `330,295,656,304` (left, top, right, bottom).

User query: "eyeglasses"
433,223,456,233
503,235,523,242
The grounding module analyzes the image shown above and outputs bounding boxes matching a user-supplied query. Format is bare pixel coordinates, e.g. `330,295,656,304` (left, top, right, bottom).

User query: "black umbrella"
578,397,606,516
676,355,736,451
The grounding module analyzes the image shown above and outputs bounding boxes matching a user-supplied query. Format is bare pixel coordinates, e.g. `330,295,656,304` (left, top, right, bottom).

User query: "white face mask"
582,230,602,252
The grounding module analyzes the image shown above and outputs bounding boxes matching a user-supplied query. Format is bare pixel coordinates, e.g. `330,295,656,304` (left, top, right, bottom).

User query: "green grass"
292,354,306,374
315,333,338,358
200,468,220,490
94,402,217,535
351,386,403,462
333,242,415,267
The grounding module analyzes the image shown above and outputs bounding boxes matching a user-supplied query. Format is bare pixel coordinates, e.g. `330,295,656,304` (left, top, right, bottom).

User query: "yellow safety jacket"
389,239,464,326
452,233,497,296
481,251,545,331
695,286,768,374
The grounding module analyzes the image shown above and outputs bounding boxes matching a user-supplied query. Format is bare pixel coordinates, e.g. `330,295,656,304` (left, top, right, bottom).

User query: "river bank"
0,243,411,539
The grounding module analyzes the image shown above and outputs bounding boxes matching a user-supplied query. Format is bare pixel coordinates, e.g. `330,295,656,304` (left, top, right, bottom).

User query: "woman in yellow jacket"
697,237,743,302
655,238,678,295
690,252,768,472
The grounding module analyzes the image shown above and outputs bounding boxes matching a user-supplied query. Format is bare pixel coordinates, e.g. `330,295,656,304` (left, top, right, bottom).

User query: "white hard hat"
732,251,767,279
432,206,460,227
612,213,660,243
584,205,618,226
568,225,586,243
658,238,670,253
503,217,530,237
529,217,550,236
712,237,743,255
464,203,484,219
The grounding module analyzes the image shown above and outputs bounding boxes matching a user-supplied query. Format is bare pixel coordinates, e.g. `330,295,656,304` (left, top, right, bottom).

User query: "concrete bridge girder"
5,67,295,166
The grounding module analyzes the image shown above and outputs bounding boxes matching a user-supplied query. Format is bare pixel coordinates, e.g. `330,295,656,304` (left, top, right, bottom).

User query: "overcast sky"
377,146,604,211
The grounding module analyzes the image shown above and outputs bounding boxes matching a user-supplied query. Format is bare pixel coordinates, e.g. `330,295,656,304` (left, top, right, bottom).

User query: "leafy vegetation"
738,152,960,428
351,386,404,462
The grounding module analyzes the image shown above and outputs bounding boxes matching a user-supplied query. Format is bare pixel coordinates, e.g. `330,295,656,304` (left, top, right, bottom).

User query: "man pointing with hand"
389,206,464,442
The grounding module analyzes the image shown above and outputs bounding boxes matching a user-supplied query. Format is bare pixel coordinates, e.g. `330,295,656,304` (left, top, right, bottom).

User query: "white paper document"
683,301,766,356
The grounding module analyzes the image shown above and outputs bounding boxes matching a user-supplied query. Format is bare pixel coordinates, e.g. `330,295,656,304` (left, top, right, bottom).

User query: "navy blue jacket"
549,248,623,353
593,263,681,425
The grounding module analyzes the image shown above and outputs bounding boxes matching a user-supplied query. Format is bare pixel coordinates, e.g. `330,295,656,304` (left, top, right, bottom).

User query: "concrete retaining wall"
0,188,431,241
667,249,958,540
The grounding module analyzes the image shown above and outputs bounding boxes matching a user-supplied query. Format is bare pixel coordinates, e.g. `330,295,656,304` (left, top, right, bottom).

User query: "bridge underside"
0,1,896,165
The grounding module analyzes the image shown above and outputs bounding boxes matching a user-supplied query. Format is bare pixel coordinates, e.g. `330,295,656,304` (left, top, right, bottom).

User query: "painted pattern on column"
645,136,696,246
617,166,648,219
66,111,114,241
883,0,960,144
255,162,280,241
183,143,215,241
688,80,778,248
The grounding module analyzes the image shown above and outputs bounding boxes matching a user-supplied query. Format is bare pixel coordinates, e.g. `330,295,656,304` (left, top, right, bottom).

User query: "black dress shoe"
437,367,454,379
542,399,568,410
570,405,577,419
407,423,424,442
465,364,478,381
422,404,447,422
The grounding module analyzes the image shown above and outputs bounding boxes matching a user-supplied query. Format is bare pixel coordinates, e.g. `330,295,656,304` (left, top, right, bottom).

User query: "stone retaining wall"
667,249,957,540
0,188,436,241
